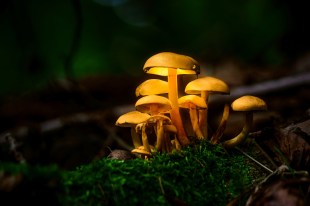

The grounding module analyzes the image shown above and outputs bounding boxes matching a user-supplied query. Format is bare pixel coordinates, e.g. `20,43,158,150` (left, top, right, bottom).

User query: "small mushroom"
135,95,173,152
222,95,267,148
146,115,174,152
185,76,230,139
178,95,207,140
143,52,200,146
135,95,172,116
135,79,168,97
115,111,151,148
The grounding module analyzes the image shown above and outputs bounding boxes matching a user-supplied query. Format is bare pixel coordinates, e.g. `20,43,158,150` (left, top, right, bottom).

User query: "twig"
0,133,26,163
235,146,273,173
231,71,310,98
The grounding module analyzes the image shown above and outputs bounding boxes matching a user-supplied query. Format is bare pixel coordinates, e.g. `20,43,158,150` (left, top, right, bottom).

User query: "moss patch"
61,141,253,206
0,141,255,205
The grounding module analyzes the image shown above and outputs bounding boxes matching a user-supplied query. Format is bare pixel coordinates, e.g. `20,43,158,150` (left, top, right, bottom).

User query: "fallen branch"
210,71,310,103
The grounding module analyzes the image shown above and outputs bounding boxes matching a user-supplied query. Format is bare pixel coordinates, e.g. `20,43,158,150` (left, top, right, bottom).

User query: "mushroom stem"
168,68,190,146
163,132,171,153
222,112,253,148
163,125,177,153
199,90,209,139
210,104,230,145
130,127,142,148
141,123,151,152
172,136,182,151
189,107,204,140
155,120,164,151
164,125,181,151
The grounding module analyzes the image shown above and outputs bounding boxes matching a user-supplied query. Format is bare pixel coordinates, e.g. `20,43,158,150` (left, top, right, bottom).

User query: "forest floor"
0,54,309,205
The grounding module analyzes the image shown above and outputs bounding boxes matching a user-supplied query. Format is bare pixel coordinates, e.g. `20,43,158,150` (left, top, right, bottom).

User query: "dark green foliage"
61,141,252,206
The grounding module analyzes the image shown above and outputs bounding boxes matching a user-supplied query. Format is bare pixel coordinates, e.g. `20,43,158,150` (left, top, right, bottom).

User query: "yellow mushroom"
222,95,267,148
135,95,173,152
185,76,230,139
135,79,168,97
145,114,173,152
135,95,172,116
143,52,200,146
178,95,207,140
115,111,151,148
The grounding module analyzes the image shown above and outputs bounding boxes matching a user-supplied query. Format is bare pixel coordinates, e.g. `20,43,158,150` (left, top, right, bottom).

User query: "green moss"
61,141,253,206
0,141,254,205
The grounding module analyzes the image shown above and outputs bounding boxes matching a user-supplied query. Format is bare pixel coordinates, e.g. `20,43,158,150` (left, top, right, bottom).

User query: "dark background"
0,0,309,96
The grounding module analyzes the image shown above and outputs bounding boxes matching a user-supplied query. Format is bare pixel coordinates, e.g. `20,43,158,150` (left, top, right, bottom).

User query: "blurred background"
0,0,309,96
0,0,309,169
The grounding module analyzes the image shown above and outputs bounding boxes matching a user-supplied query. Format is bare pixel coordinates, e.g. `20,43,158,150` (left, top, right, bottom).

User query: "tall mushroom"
143,52,200,146
222,95,267,148
115,111,151,148
185,76,230,139
178,95,207,140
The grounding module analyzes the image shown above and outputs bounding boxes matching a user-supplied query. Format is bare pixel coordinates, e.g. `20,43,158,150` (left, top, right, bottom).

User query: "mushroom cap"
115,111,151,127
185,76,230,95
143,52,200,76
135,79,168,97
231,95,267,112
178,95,207,109
135,95,172,114
146,114,172,125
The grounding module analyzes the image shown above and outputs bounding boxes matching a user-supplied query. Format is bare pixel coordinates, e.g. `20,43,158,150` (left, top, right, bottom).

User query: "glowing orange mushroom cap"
143,52,200,76
185,76,230,95
115,111,151,127
135,79,168,97
135,95,172,115
231,95,267,112
178,95,207,109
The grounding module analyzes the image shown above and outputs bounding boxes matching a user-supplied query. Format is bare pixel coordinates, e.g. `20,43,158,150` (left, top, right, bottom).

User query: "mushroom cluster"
115,52,267,158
